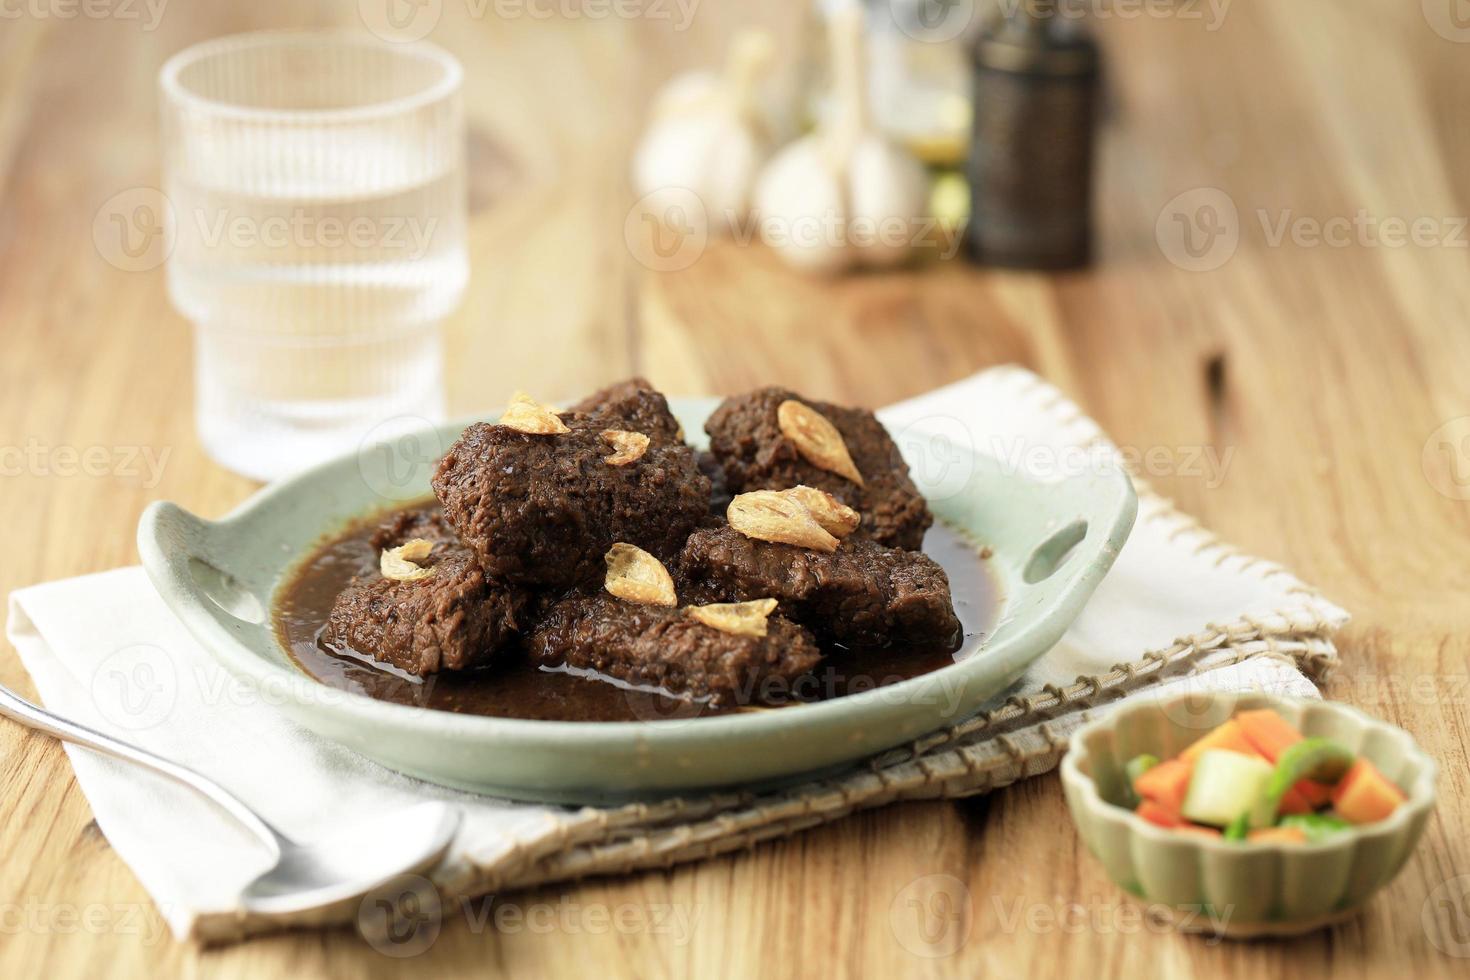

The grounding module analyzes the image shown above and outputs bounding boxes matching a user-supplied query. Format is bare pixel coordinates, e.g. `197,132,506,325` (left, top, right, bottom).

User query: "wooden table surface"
3,0,1468,975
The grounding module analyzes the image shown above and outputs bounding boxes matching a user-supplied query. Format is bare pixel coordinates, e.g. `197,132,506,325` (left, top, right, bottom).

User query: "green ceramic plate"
138,398,1136,803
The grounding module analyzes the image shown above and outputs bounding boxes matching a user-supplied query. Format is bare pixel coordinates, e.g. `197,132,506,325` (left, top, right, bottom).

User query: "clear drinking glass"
160,32,466,481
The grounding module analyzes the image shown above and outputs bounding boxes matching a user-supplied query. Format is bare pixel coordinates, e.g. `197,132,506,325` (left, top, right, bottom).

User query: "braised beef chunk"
528,592,822,705
570,377,683,441
677,525,960,651
306,378,966,705
704,387,932,550
324,550,528,676
432,414,711,588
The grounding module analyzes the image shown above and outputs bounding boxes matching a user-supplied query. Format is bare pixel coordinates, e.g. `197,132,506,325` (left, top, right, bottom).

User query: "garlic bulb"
633,31,775,234
754,3,930,273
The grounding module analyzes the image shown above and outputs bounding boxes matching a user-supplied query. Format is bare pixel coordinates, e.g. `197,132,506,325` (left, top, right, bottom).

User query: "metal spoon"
0,683,460,916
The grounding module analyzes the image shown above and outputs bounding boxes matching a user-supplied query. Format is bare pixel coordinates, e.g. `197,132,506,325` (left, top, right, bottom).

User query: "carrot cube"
1133,758,1194,813
1179,719,1263,763
1236,709,1304,762
1332,758,1406,824
1136,800,1182,828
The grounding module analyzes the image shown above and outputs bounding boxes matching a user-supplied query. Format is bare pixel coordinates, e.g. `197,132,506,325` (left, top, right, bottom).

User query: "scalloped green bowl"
1061,693,1437,937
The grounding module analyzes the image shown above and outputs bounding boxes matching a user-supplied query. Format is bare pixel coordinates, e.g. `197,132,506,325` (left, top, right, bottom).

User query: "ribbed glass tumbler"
160,31,466,481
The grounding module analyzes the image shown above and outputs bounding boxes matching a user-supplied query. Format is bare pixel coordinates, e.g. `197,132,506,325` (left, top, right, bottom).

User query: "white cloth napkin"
4,367,1348,942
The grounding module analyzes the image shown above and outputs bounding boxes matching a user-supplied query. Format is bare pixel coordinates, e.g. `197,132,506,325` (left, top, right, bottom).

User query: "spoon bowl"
240,801,460,915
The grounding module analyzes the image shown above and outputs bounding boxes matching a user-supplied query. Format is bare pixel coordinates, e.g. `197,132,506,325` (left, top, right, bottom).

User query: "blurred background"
7,0,1470,686
2,1,1463,595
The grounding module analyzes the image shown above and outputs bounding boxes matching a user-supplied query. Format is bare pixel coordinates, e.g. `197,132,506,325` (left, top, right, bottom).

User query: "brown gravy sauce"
273,503,1002,722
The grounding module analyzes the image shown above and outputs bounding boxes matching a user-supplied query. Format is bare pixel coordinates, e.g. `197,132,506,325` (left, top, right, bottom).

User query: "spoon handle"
0,681,285,854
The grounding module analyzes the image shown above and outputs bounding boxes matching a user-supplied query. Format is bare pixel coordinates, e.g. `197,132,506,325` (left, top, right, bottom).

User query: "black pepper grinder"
965,9,1100,269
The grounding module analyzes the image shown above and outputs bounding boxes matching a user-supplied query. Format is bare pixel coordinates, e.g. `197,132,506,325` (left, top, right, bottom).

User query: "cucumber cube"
1181,750,1276,828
